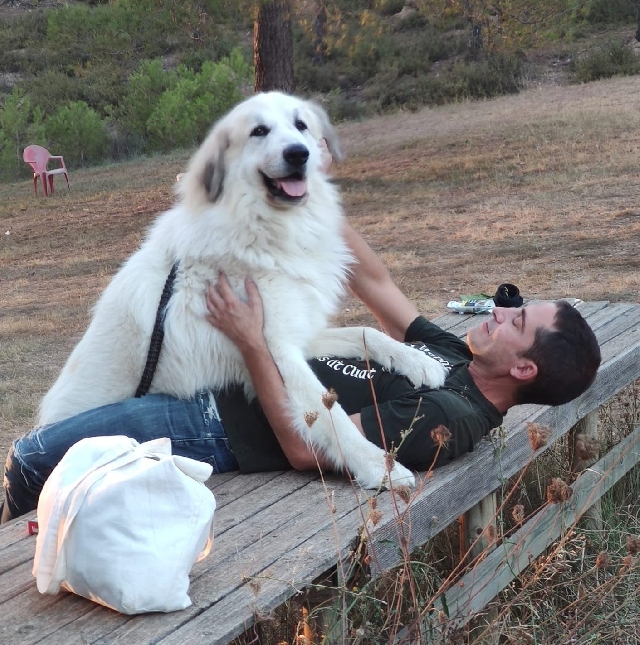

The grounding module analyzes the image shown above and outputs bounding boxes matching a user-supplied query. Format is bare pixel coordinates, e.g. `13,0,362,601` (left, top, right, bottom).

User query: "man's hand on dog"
205,274,265,352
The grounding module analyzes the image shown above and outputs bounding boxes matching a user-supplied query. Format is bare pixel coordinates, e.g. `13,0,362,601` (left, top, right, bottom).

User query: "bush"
0,88,45,179
364,52,524,113
23,70,84,118
118,59,174,139
45,101,109,166
324,89,370,122
573,41,640,83
364,71,446,111
373,0,406,16
0,11,49,74
584,0,637,24
346,15,392,82
443,52,524,101
145,51,249,152
24,63,128,118
295,59,342,93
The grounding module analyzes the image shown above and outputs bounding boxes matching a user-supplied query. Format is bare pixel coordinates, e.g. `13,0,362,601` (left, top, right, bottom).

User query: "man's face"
467,302,558,375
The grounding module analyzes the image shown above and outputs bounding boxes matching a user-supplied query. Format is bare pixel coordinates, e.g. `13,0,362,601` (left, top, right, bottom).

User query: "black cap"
494,283,523,308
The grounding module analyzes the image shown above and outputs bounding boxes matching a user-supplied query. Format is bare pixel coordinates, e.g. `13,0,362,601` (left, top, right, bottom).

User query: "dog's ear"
201,129,230,202
202,148,225,202
179,128,230,206
307,101,344,163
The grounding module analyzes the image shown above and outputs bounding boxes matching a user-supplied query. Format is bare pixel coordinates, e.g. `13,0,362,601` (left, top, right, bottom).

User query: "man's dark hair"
516,301,601,406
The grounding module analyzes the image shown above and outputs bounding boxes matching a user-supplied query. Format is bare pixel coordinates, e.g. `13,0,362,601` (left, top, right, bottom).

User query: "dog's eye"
295,119,308,132
250,125,270,137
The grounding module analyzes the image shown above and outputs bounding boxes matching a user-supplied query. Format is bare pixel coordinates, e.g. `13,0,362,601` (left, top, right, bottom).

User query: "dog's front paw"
386,460,416,489
354,458,415,490
396,351,448,390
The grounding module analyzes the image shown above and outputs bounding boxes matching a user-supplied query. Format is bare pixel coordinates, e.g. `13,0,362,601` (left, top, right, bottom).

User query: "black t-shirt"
217,316,504,473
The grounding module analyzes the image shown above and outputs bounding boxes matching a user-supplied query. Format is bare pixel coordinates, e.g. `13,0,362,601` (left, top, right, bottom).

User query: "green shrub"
43,0,241,72
145,52,248,152
44,101,109,166
373,0,406,16
363,51,524,113
295,59,342,93
24,63,128,118
0,88,46,179
584,0,637,24
573,41,640,82
324,89,370,122
363,65,445,111
118,59,174,139
0,11,49,74
391,29,450,75
347,19,391,82
23,70,84,118
443,52,524,101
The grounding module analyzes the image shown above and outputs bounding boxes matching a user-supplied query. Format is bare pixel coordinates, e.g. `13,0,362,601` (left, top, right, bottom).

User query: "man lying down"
1,224,601,523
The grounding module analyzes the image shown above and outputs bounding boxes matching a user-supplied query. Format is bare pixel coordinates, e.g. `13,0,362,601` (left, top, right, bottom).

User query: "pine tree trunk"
464,0,483,59
312,0,328,66
254,0,295,93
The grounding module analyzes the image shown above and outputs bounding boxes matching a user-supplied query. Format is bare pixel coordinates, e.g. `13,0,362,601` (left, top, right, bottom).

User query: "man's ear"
510,360,538,382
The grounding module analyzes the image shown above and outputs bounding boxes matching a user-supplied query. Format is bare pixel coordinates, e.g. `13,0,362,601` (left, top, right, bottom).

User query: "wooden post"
305,568,346,643
459,492,498,564
459,493,499,643
570,410,603,531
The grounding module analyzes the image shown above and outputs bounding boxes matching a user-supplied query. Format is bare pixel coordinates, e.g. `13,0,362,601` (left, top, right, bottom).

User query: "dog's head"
179,92,343,211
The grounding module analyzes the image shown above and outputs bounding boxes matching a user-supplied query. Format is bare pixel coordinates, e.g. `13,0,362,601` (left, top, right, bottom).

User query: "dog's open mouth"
261,171,307,202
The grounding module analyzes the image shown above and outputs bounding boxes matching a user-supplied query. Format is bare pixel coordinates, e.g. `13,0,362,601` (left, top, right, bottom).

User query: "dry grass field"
1,74,640,510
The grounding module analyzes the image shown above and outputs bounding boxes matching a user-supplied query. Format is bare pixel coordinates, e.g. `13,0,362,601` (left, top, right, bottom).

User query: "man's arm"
342,221,419,341
205,274,343,472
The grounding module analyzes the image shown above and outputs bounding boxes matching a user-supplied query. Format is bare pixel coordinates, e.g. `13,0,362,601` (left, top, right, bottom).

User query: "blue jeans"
1,392,238,522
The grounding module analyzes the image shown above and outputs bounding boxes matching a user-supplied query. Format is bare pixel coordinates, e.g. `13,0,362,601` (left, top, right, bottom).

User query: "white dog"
39,92,447,489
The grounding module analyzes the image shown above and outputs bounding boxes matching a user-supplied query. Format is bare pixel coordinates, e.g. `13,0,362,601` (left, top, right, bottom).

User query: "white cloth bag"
33,435,216,614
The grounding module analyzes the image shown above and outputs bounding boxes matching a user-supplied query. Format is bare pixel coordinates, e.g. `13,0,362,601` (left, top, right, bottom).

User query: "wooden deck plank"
88,480,367,644
0,477,365,645
0,560,35,605
0,590,96,645
155,503,369,645
206,470,284,505
0,301,636,645
206,471,241,490
33,608,130,645
0,474,326,644
0,537,37,576
207,471,319,535
0,515,36,550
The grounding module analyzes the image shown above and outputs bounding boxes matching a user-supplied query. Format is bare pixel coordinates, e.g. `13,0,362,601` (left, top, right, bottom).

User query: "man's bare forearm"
342,221,419,341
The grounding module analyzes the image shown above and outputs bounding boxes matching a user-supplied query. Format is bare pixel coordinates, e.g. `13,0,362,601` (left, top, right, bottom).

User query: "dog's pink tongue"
276,179,307,197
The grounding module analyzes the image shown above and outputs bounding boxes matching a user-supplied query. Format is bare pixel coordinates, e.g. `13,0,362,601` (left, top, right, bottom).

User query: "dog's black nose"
283,144,309,168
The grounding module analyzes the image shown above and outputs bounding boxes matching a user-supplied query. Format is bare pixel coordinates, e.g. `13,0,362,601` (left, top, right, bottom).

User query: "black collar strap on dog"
493,283,524,308
135,262,179,398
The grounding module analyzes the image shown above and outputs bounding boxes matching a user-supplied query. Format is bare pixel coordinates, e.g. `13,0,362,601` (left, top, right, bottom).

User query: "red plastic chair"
23,145,71,197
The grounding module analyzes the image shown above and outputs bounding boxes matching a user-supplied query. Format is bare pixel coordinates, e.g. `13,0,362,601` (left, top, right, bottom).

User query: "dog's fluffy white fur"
39,92,447,488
